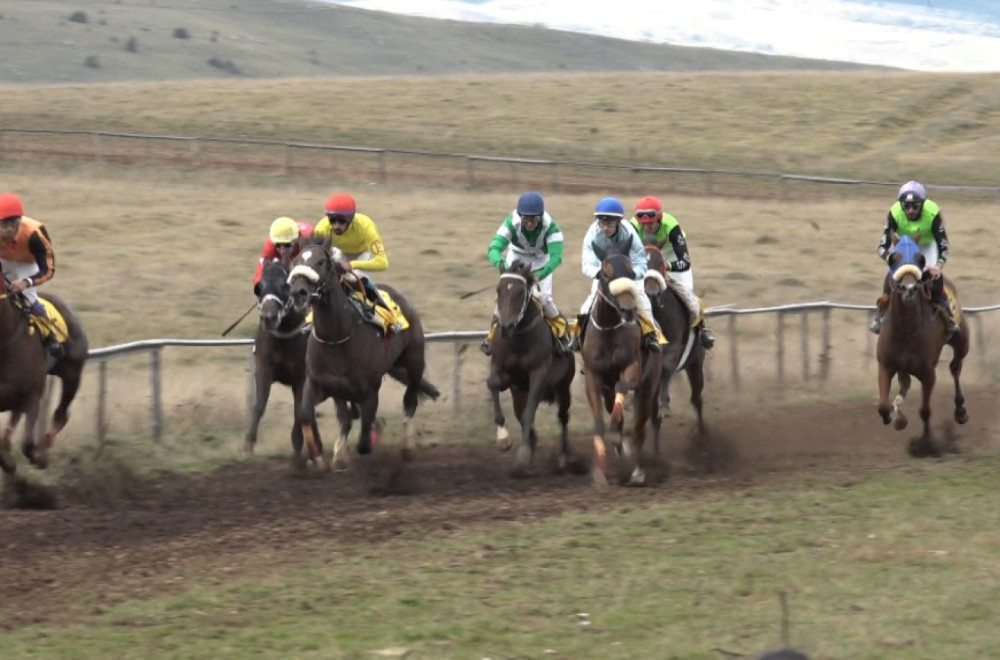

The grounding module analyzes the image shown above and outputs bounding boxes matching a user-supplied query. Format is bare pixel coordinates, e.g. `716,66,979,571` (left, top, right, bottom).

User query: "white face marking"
301,248,314,263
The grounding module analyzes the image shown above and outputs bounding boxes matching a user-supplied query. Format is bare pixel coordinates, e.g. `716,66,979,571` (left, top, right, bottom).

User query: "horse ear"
916,253,926,270
320,233,332,252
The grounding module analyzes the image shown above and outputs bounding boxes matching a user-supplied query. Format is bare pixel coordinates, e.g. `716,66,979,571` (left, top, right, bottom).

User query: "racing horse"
0,276,88,501
876,235,969,456
288,243,440,470
245,259,318,460
580,252,662,487
487,259,575,476
643,245,706,433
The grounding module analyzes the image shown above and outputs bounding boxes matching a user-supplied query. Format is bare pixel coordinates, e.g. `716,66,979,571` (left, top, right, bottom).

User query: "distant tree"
207,57,242,75
84,55,100,69
173,27,190,39
68,11,88,24
125,37,138,53
210,30,219,43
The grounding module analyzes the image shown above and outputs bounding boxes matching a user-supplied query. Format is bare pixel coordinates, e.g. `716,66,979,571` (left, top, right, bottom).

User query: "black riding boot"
698,322,716,349
931,281,959,336
643,331,661,353
568,313,588,352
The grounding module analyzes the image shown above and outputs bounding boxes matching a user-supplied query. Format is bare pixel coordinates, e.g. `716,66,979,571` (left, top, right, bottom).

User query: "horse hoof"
356,439,372,456
591,467,608,489
242,441,255,455
332,457,350,472
625,471,647,487
955,409,969,425
893,416,908,431
291,454,308,473
495,427,512,452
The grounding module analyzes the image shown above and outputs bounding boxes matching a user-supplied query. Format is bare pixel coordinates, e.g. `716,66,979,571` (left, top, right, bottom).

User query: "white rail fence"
78,302,1000,444
3,128,1000,201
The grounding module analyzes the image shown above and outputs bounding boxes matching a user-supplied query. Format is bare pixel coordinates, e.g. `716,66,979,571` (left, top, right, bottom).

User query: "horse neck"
313,277,356,335
0,296,27,350
653,288,687,335
886,287,936,335
590,292,625,328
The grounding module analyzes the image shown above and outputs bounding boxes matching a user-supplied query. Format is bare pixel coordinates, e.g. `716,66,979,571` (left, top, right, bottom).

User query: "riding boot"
869,311,883,335
568,313,588,352
938,303,960,336
480,316,498,356
554,315,574,354
30,302,65,360
698,321,716,349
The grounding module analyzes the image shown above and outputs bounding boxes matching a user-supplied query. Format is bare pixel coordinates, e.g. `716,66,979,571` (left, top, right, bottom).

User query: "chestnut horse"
288,244,439,471
643,245,706,433
876,236,969,456
487,259,575,476
245,259,318,459
0,277,88,501
580,252,662,487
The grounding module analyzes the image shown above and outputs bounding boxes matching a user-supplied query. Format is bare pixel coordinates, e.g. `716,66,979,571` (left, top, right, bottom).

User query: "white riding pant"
0,259,41,304
580,279,660,332
501,252,560,318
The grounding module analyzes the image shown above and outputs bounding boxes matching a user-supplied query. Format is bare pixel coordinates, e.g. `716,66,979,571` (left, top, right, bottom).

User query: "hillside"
0,0,880,84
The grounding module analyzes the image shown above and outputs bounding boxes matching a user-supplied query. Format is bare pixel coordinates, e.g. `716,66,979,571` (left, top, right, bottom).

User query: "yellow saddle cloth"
348,288,410,334
944,284,963,326
530,298,569,341
30,297,69,343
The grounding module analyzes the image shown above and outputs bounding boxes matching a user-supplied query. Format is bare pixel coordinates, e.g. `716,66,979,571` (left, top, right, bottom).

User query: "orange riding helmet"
634,195,663,225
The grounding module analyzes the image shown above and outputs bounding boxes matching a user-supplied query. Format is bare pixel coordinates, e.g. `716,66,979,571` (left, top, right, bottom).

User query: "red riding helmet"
634,195,663,224
325,193,357,220
0,193,24,221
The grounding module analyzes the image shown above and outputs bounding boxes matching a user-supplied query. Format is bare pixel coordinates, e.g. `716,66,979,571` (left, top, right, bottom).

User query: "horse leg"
0,412,22,475
298,376,328,471
288,382,307,470
511,369,546,477
660,368,674,420
487,368,511,451
877,364,901,427
245,368,273,454
687,360,706,434
555,373,573,473
893,373,911,431
331,398,353,471
950,341,969,425
19,396,42,469
43,370,82,461
585,374,609,488
356,389,380,457
908,374,939,458
399,351,430,461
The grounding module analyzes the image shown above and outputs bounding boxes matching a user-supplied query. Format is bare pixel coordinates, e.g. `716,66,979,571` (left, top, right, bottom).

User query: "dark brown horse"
581,252,662,487
876,236,969,456
643,245,706,433
0,277,88,501
245,259,317,460
487,259,575,476
288,244,439,471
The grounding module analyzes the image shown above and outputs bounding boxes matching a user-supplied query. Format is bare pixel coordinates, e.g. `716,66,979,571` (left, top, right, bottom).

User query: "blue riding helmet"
594,197,625,217
516,191,545,217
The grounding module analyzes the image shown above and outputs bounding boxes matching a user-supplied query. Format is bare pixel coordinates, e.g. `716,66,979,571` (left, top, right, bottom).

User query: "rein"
590,286,630,332
289,248,355,346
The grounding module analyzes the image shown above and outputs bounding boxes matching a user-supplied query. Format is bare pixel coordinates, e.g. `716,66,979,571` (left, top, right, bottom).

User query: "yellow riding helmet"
269,216,299,244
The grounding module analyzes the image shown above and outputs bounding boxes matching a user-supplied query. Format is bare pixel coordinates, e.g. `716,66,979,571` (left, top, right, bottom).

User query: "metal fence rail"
78,301,1000,444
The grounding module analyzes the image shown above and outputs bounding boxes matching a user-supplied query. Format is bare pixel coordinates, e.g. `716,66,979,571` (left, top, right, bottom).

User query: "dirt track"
1,387,997,630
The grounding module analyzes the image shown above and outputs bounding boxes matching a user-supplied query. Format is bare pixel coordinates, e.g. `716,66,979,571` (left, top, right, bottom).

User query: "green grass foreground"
4,454,999,659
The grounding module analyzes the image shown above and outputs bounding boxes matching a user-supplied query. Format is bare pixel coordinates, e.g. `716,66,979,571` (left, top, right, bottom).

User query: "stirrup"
700,327,716,349
643,333,661,353
869,317,882,335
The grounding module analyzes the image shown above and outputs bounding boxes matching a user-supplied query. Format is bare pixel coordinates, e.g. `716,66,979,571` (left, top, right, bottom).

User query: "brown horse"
287,244,439,471
876,236,969,457
643,246,706,433
581,252,662,487
245,259,318,459
487,259,575,476
0,277,88,500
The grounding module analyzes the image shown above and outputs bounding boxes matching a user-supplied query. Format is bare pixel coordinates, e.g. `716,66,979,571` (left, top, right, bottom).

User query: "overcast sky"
321,0,1000,72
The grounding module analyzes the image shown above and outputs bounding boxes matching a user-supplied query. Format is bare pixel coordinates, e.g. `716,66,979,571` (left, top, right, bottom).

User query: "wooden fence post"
776,311,785,385
728,314,740,390
150,348,163,442
97,360,108,446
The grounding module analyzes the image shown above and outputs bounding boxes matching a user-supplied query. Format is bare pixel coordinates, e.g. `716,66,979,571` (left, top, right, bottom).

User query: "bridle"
288,246,353,346
497,271,541,333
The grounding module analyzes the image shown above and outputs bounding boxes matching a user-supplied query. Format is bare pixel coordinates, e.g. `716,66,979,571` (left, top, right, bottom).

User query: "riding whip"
221,301,257,337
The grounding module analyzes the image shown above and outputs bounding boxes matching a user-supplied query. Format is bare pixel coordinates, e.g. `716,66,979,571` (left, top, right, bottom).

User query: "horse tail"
387,365,441,401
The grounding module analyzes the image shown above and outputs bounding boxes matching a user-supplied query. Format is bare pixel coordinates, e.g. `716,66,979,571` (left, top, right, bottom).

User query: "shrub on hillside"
68,11,88,24
207,57,242,75
173,27,190,39
84,55,100,69
126,37,138,53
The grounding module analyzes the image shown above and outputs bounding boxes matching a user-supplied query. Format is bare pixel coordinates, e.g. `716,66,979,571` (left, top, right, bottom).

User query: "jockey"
630,195,715,349
252,216,314,289
313,193,396,325
0,193,64,359
480,191,572,356
572,197,664,353
871,180,957,336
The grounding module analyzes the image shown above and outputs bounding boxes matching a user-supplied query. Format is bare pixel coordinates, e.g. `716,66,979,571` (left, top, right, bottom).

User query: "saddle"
344,284,409,335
